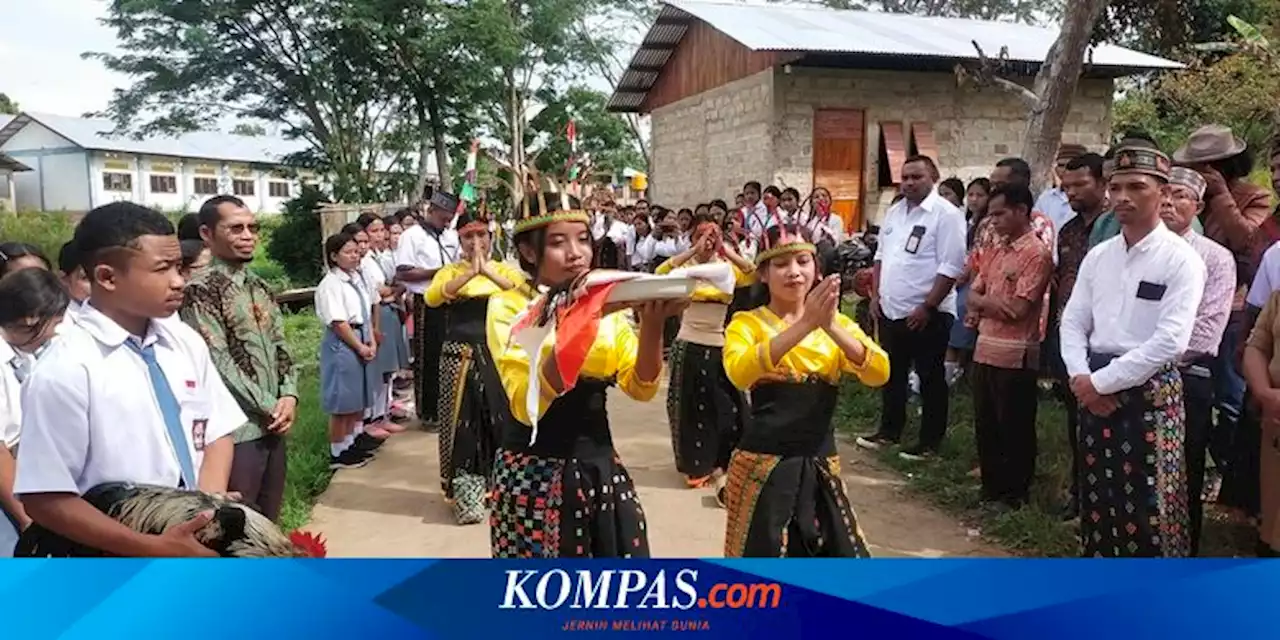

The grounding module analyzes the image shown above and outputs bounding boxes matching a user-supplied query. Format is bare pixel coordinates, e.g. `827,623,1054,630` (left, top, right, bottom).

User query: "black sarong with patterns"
666,339,745,480
490,380,649,558
415,302,446,426
1078,353,1189,558
723,381,870,558
437,297,510,502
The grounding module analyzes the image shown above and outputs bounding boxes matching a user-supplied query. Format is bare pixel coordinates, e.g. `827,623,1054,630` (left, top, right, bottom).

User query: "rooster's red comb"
289,530,328,558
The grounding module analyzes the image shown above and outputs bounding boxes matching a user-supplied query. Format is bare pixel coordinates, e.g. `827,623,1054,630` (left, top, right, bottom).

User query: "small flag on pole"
459,139,479,204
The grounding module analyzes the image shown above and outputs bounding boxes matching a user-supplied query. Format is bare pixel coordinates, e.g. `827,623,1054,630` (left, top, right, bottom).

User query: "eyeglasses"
222,223,261,235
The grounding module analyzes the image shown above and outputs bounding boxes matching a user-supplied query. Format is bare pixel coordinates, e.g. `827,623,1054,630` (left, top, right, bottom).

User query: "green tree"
781,0,1050,22
266,185,330,285
88,0,404,202
0,93,18,115
529,85,644,177
229,122,267,136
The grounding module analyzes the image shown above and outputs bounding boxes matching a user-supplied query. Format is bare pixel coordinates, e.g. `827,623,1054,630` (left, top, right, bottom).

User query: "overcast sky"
0,0,128,117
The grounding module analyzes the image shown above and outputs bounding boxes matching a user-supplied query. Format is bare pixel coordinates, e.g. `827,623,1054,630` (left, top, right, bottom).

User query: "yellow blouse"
655,257,756,304
723,307,890,391
486,284,535,360
425,260,527,308
487,297,659,426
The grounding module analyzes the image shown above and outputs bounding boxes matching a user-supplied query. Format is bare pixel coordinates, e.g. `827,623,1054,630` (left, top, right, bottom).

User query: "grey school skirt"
373,303,411,376
321,324,369,415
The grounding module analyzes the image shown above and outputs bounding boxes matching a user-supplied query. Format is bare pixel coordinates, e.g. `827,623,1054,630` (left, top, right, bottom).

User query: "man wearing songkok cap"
1160,166,1235,555
1059,143,1207,557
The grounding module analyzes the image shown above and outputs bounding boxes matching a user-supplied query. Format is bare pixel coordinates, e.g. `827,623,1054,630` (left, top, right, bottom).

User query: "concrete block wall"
772,67,1113,224
648,69,776,209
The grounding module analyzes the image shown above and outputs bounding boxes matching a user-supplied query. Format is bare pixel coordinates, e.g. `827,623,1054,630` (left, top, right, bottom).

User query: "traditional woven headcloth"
455,210,489,235
513,176,590,235
1111,145,1172,181
754,211,816,266
1169,166,1208,199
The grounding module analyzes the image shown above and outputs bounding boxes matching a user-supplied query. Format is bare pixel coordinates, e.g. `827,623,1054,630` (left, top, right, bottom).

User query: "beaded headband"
514,176,590,235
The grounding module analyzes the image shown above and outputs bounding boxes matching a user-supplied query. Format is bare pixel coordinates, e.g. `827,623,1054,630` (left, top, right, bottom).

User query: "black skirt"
438,298,510,500
666,339,745,479
416,303,446,425
490,380,649,558
723,381,871,558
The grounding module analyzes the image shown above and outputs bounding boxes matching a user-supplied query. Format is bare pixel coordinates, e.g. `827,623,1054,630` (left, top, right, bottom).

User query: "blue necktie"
127,340,196,489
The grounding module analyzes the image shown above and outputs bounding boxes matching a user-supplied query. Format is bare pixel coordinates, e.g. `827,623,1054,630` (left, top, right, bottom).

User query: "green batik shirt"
180,256,298,444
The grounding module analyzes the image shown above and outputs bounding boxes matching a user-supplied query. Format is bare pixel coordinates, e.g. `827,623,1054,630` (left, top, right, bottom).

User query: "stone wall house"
610,1,1181,231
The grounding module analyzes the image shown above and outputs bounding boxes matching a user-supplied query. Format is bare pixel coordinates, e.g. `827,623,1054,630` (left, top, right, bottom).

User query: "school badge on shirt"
192,419,208,451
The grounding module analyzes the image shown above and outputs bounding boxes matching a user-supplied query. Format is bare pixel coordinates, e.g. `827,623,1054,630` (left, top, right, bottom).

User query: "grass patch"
278,310,329,532
834,378,1256,557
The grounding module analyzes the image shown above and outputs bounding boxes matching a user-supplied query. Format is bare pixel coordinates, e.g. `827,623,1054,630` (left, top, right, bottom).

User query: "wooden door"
813,109,866,234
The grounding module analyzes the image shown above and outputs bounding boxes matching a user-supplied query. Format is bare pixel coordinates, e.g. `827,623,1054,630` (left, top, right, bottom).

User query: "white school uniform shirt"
742,202,773,238
394,223,459,295
316,268,370,326
1248,240,1280,308
0,340,21,450
801,212,845,245
14,305,246,496
359,252,388,304
631,234,656,269
1059,222,1207,396
873,192,967,320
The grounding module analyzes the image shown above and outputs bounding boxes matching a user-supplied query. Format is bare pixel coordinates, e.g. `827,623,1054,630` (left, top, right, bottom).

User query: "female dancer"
722,225,890,557
426,210,525,524
657,218,754,497
487,192,683,557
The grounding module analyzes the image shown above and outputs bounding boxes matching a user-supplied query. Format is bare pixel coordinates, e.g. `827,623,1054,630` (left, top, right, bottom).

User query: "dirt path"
309,384,1003,558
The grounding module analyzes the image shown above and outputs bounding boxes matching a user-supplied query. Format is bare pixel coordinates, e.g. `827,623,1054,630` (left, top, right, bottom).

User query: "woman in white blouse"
630,213,656,271
316,232,378,471
0,268,68,557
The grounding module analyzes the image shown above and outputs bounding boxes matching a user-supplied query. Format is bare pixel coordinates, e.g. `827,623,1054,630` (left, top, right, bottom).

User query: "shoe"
908,371,921,396
329,449,370,470
353,433,384,453
898,446,935,462
855,434,896,451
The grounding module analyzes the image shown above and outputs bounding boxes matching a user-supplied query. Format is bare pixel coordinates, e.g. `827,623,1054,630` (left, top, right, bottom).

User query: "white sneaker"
908,371,921,395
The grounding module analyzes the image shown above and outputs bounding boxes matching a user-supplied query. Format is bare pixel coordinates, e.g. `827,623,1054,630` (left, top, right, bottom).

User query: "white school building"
0,112,326,214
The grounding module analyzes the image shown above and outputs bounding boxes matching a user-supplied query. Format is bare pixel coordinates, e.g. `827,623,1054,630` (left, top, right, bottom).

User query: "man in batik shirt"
181,195,298,522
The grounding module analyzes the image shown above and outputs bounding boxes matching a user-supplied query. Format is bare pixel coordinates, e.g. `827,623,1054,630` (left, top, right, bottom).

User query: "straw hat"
1173,125,1247,164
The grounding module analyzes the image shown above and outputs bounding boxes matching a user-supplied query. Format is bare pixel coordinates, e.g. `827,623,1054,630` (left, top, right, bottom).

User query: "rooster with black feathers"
14,483,326,558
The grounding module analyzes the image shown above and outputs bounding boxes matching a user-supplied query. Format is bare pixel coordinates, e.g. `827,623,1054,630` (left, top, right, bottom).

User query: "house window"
193,177,219,195
149,174,176,194
103,172,132,193
233,179,255,196
268,181,290,198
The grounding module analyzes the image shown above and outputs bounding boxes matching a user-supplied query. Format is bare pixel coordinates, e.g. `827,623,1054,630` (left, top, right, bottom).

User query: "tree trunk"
426,92,453,193
1021,0,1111,194
412,98,433,202
506,67,526,205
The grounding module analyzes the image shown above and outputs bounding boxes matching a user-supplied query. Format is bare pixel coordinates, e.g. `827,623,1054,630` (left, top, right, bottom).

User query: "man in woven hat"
1059,142,1207,557
1034,143,1088,235
1161,166,1236,555
1088,132,1206,250
394,190,461,429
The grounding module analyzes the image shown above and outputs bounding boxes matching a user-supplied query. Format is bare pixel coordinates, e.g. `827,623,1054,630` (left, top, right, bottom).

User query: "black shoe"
329,449,370,470
353,432,384,452
898,445,936,462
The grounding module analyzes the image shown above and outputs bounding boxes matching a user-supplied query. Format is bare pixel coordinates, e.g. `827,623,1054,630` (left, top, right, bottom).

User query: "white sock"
354,422,365,436
944,361,961,385
331,442,345,457
343,434,355,449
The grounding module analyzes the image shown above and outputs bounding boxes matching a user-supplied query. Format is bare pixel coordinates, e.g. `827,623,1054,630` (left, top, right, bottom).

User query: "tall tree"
229,122,268,136
528,85,644,177
0,93,18,115
963,0,1112,191
89,0,406,201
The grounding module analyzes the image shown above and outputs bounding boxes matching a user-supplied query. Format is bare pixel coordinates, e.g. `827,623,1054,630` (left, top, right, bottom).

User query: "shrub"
267,186,329,287
0,212,78,262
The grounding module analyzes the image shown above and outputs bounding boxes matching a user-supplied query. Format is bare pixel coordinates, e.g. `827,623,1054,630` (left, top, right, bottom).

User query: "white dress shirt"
631,234,656,269
1248,240,1280,308
359,252,389,304
1060,223,1207,395
316,268,371,326
874,192,967,320
15,305,245,496
653,235,682,260
742,202,773,238
394,223,459,295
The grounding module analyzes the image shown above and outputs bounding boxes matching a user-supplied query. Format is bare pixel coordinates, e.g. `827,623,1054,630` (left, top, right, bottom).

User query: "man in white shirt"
1059,144,1206,558
1034,143,1088,236
15,202,246,557
395,191,460,429
856,155,966,461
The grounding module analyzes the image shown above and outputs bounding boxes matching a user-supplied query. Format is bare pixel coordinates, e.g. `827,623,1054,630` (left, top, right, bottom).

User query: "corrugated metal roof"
609,0,1185,113
0,111,309,165
0,152,30,172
